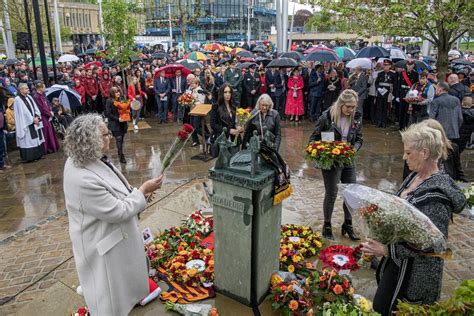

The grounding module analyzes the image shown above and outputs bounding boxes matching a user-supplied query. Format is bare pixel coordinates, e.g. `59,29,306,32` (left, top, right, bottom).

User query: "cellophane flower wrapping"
339,183,447,252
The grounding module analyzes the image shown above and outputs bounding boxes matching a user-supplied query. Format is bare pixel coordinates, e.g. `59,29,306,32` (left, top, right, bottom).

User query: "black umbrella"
280,51,303,61
176,59,204,70
267,57,298,68
236,62,256,70
236,51,256,58
85,48,98,55
304,51,340,63
216,57,232,66
394,59,429,71
252,46,266,53
130,55,141,63
355,46,390,58
451,58,472,66
5,58,19,66
152,52,171,60
296,47,306,53
255,57,272,67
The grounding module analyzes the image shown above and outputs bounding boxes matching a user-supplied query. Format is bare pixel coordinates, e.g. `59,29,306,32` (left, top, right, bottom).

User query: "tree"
310,0,474,78
101,0,138,66
293,9,313,28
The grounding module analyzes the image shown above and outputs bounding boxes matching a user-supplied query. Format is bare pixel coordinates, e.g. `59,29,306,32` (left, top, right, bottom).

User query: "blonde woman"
308,89,363,240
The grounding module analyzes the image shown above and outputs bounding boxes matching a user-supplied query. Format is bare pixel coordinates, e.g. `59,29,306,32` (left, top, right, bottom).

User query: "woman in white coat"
63,114,163,315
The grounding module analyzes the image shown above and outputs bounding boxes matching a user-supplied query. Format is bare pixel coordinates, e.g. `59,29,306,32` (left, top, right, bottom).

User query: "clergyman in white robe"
13,94,45,161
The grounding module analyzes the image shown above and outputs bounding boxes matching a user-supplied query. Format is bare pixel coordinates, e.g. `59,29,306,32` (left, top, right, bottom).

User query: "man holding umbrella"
224,60,243,106
397,59,419,129
375,59,396,128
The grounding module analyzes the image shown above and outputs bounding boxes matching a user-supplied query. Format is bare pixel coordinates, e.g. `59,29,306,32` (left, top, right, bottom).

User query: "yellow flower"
281,256,287,262
349,287,355,295
188,268,198,277
287,265,295,273
311,150,317,157
292,254,301,263
271,273,283,287
331,148,341,155
314,241,322,248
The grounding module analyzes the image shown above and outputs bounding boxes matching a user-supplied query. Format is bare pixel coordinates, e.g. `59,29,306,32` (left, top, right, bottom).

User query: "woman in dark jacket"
105,87,129,164
308,89,363,240
243,93,281,151
362,122,466,315
322,69,342,110
210,83,242,139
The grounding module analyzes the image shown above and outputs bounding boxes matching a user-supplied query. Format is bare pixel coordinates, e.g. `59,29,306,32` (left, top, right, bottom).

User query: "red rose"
183,123,194,133
177,130,189,140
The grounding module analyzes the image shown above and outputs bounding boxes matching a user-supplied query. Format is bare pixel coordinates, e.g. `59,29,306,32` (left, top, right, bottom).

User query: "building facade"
145,0,276,43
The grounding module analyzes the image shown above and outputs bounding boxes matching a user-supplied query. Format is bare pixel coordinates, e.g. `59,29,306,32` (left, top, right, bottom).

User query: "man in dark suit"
308,64,325,121
301,61,313,118
224,61,243,106
266,67,277,106
243,64,262,109
171,69,187,123
153,70,171,123
273,68,287,119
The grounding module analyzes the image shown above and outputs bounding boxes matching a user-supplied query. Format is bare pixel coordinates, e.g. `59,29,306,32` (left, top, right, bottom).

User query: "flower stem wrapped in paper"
339,183,448,256
158,123,194,175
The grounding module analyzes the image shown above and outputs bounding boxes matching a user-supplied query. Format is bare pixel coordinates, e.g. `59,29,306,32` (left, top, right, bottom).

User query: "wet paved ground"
0,118,473,315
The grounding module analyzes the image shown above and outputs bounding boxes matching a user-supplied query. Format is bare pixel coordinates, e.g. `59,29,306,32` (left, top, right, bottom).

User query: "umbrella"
154,64,191,78
304,46,335,54
295,47,306,53
236,62,256,70
203,43,225,52
334,47,356,60
230,47,245,55
152,52,172,61
216,57,232,66
85,48,98,55
346,58,373,69
45,84,82,111
394,59,429,71
130,55,142,62
176,59,204,70
240,57,256,62
184,51,208,61
304,51,340,63
29,57,54,66
84,61,102,69
252,46,266,53
57,54,79,63
267,57,298,68
388,47,407,60
355,46,390,58
448,50,462,56
255,57,272,67
451,58,472,66
280,51,303,61
5,58,20,66
236,51,256,58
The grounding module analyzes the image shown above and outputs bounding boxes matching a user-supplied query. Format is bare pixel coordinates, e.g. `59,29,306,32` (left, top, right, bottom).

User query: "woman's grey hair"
255,93,274,111
64,114,104,167
401,121,444,160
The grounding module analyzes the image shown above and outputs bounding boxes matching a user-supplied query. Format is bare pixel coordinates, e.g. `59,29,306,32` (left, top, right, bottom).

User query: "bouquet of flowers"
319,245,361,272
321,301,379,316
183,210,214,237
165,302,218,316
280,224,324,274
460,183,474,208
339,184,447,252
271,278,314,315
305,268,354,305
403,89,425,104
159,123,194,174
305,141,356,170
234,108,251,144
164,247,214,287
70,307,90,316
178,92,196,107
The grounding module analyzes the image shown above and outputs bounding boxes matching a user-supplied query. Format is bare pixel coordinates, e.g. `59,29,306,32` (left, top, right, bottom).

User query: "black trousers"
274,94,286,118
321,166,356,223
399,100,410,130
191,116,209,143
374,258,404,316
375,96,390,127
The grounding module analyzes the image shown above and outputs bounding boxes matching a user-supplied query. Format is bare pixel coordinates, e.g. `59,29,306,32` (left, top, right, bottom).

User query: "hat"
383,59,393,65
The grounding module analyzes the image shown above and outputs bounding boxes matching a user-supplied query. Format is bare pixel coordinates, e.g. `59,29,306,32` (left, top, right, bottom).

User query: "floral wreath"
183,210,214,237
164,247,214,287
319,245,361,272
280,224,324,272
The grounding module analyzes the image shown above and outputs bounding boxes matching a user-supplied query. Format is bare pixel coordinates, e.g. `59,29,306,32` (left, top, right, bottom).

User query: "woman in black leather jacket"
243,93,281,151
308,89,363,240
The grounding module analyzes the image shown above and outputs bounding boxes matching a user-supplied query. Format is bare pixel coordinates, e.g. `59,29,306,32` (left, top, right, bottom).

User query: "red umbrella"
304,46,335,54
84,61,102,69
154,64,191,78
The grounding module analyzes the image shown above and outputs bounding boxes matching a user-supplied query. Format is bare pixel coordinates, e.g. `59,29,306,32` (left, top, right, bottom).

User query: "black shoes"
119,154,127,164
322,222,334,240
341,222,360,241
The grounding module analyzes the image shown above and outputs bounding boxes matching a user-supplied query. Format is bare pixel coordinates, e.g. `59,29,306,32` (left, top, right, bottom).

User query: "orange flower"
333,284,343,295
288,300,299,311
319,275,326,282
188,268,198,277
210,308,219,316
305,262,313,269
331,148,341,155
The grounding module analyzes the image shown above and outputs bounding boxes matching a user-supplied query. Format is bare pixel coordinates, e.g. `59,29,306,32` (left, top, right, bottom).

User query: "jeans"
321,166,356,223
155,95,168,122
0,130,5,168
310,96,322,120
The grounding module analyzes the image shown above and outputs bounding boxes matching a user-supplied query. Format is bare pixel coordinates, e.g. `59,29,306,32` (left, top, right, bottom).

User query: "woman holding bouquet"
308,89,363,240
105,87,129,164
362,122,466,315
210,84,243,143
